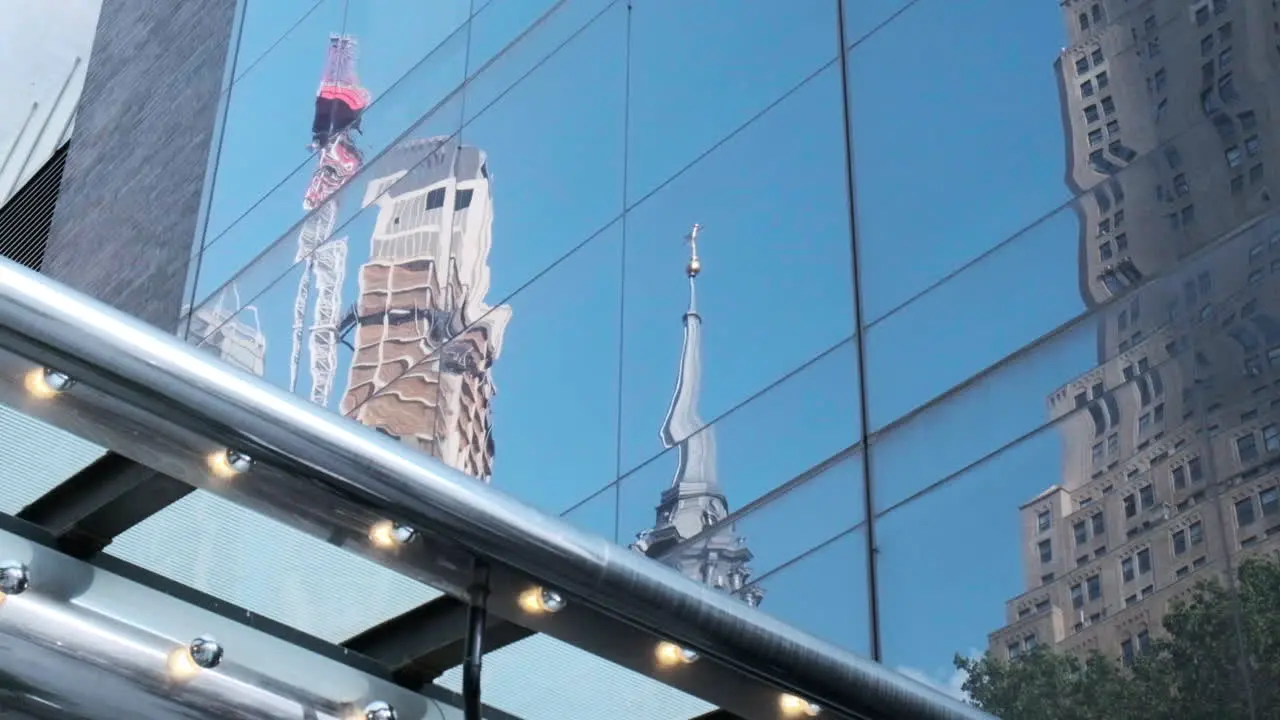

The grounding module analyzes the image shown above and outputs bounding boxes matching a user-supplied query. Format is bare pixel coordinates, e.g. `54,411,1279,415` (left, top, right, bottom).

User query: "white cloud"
895,649,982,703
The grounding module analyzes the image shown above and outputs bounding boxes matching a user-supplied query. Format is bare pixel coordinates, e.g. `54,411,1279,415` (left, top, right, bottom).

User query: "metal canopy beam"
0,255,991,720
343,597,533,687
17,451,192,558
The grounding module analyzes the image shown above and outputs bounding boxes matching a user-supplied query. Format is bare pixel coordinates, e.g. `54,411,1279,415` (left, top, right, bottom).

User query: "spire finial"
685,224,702,278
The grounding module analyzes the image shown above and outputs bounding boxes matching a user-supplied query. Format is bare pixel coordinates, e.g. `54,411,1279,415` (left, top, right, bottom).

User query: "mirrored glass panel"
458,0,626,299
736,526,871,657
620,61,856,474
617,340,861,550
625,0,838,202
875,415,1254,718
197,31,470,300
850,0,1279,326
340,220,622,515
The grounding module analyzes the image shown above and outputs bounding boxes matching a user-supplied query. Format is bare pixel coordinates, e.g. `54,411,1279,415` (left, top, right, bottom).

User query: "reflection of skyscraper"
632,227,764,607
290,34,369,408
340,136,510,481
187,286,266,378
992,0,1280,664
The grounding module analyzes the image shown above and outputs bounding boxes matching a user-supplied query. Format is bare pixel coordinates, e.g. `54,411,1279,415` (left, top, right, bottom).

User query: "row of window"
1234,424,1280,464
1234,485,1280,528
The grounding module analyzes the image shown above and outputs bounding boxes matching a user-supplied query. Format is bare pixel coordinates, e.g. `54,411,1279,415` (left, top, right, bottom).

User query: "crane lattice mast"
290,34,370,406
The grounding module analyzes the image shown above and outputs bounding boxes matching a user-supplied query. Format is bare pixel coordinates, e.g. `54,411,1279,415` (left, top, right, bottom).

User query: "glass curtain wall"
161,0,1280,717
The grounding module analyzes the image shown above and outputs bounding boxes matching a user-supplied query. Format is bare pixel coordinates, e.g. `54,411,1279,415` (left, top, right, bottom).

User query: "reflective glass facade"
10,0,1280,717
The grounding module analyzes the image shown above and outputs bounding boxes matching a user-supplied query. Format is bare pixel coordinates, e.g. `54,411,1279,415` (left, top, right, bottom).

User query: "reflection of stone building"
631,230,764,607
340,137,510,481
992,0,1280,664
188,287,266,378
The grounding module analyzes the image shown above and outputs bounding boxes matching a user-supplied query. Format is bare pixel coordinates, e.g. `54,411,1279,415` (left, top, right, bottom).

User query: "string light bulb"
779,694,821,717
655,641,699,667
517,586,566,614
167,635,223,680
0,562,29,602
207,448,252,478
25,368,74,398
368,520,417,548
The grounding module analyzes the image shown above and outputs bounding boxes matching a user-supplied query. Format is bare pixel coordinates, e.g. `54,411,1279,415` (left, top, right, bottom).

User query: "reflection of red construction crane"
290,34,370,406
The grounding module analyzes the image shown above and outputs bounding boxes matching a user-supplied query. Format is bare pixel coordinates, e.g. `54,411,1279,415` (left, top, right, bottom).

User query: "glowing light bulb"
207,448,252,479
368,520,416,548
655,641,699,668
518,586,566,614
25,368,74,398
779,694,821,717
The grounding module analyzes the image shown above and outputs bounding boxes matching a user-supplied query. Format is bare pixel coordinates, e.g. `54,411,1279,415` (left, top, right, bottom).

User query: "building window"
1261,487,1279,518
1084,104,1100,123
1173,464,1188,490
1074,520,1088,544
1189,457,1204,482
1241,110,1257,132
1137,629,1150,652
1087,574,1102,601
1190,520,1203,545
1220,72,1239,102
1092,512,1106,536
1035,599,1051,613
1139,484,1156,510
1202,34,1215,56
1097,70,1110,89
1251,164,1265,184
1038,509,1052,532
1264,424,1280,452
1071,582,1084,609
1100,241,1114,261
1238,433,1259,463
1042,573,1055,585
1039,539,1053,563
1076,56,1091,74
1122,556,1135,582
1237,497,1257,527
1219,22,1232,41
1116,232,1128,250
1247,135,1262,157
1220,46,1233,69
1203,60,1216,85
1181,205,1196,225
1008,641,1022,660
1196,5,1211,25
1122,638,1135,667
1089,128,1105,147
1154,68,1167,92
1079,12,1090,31
1081,79,1095,98
1102,96,1116,115
1137,547,1152,574
1173,528,1188,555
1214,0,1228,13
425,187,446,210
1092,442,1105,465
1124,493,1137,518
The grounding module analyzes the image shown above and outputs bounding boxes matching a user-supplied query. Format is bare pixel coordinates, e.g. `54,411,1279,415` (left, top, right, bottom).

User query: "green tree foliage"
955,554,1280,720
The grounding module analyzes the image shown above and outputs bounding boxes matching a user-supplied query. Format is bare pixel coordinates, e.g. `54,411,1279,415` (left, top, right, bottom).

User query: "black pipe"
462,561,490,720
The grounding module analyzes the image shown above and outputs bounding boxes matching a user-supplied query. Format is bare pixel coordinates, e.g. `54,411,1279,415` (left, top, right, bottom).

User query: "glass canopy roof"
0,399,720,719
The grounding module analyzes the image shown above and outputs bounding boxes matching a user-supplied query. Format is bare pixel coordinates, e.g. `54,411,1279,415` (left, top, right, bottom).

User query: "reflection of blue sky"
193,0,1108,705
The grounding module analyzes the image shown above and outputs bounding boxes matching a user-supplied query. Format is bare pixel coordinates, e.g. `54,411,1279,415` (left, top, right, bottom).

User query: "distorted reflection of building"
992,0,1280,665
340,136,510,481
631,227,764,607
187,286,266,378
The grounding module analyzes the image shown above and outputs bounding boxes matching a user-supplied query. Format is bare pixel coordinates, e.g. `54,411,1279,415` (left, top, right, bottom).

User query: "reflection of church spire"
632,225,763,607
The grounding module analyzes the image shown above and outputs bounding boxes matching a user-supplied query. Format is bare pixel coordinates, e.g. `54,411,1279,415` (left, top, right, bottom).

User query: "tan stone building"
991,0,1280,664
340,136,510,481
